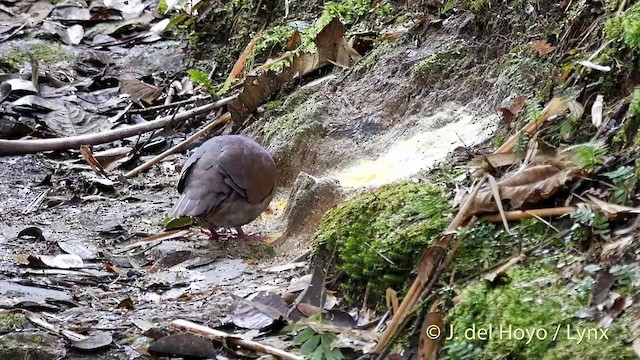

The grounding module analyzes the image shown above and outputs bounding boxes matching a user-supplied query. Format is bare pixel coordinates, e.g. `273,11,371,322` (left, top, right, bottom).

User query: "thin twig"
124,112,232,178
128,95,211,114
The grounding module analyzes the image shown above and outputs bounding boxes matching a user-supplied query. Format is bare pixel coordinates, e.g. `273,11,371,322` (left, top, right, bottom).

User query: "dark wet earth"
0,154,303,359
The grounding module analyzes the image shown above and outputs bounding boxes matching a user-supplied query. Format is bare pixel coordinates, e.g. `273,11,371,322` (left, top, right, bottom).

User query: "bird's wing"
217,141,276,204
169,143,232,218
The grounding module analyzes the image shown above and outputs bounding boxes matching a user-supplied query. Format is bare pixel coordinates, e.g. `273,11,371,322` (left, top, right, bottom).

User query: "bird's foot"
206,227,232,241
232,227,269,242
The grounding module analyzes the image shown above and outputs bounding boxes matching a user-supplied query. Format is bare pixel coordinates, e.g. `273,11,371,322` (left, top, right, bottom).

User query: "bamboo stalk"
481,207,576,222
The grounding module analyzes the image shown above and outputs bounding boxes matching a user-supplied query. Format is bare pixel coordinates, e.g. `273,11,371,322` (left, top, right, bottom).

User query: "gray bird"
169,135,276,240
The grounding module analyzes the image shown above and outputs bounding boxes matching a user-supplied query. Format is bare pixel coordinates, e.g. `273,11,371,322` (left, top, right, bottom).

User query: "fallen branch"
124,112,232,178
0,96,236,156
169,319,303,360
481,206,577,222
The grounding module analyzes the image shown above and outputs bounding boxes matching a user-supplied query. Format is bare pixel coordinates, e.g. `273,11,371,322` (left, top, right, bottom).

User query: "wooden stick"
169,319,303,360
124,112,232,178
481,207,576,222
0,96,236,156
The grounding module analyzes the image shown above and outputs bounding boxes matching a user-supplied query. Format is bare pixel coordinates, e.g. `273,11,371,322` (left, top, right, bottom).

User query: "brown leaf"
418,301,445,360
80,145,105,176
498,95,525,125
116,297,134,310
286,30,301,51
587,195,640,217
597,296,632,327
91,147,134,171
528,40,556,57
226,31,262,86
297,303,322,317
118,76,162,103
471,153,522,170
228,18,356,124
590,272,616,306
468,165,576,214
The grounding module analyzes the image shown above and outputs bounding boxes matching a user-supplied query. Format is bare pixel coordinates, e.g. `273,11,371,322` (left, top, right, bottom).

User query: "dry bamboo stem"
169,319,303,360
124,112,232,178
481,207,577,222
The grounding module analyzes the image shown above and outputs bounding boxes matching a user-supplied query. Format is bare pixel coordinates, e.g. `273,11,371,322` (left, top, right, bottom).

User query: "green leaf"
162,216,192,230
560,119,573,140
331,348,345,360
310,345,325,360
157,0,167,13
300,335,320,355
294,328,316,345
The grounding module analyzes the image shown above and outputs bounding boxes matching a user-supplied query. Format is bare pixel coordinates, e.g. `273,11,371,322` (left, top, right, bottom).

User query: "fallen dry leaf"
228,18,360,124
80,145,106,176
418,300,445,360
587,195,640,217
528,40,556,57
286,29,301,51
385,288,399,315
498,95,525,125
119,76,162,103
468,165,577,214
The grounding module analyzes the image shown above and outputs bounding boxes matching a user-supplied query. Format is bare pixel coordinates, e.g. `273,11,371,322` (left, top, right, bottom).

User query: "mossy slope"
445,265,634,359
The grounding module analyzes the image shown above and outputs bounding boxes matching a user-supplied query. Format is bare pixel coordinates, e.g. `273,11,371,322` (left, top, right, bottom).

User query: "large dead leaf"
23,0,54,27
227,18,360,124
118,76,162,103
468,165,577,214
44,107,103,136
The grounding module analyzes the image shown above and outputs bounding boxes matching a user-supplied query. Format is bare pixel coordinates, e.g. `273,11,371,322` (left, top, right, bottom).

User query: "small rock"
279,172,342,243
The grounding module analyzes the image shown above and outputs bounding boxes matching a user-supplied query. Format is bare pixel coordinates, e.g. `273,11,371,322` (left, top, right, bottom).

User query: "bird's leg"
233,227,269,242
234,226,246,237
207,227,221,241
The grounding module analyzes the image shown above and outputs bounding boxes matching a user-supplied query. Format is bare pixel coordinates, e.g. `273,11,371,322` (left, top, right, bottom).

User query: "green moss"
262,85,318,140
0,312,27,334
1,43,72,73
253,25,295,60
0,333,55,360
613,90,640,147
416,45,473,81
314,182,450,303
454,220,546,277
263,112,305,141
445,265,635,359
605,2,640,51
265,100,284,110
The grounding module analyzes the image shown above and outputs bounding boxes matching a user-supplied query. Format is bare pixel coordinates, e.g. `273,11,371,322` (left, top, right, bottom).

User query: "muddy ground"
0,2,512,358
